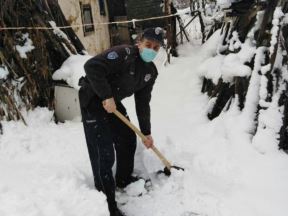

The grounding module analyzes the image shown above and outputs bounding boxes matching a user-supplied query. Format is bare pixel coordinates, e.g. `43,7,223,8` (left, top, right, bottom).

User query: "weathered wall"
58,0,110,55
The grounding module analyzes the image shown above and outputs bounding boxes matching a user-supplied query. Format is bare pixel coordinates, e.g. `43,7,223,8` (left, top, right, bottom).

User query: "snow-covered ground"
1,34,288,216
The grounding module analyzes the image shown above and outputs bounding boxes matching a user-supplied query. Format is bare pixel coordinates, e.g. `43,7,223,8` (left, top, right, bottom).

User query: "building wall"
55,0,110,121
58,0,110,55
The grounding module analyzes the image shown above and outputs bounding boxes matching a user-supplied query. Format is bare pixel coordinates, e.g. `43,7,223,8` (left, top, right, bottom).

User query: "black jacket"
79,45,158,135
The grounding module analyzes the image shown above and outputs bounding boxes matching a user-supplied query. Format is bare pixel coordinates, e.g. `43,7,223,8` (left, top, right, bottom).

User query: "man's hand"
143,135,154,149
102,98,116,113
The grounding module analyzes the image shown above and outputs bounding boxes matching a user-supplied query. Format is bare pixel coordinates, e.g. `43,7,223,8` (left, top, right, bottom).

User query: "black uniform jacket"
79,45,158,135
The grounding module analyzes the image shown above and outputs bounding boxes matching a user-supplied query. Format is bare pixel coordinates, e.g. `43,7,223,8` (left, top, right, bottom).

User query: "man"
79,27,164,216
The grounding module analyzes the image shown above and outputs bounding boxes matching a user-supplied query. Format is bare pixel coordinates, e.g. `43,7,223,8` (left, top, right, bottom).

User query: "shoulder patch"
125,47,131,55
155,27,162,35
144,74,151,82
107,51,119,60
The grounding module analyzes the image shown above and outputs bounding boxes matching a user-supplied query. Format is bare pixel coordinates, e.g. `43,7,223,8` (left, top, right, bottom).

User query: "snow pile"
198,36,256,84
252,97,283,154
52,54,92,90
121,40,288,216
2,32,288,216
124,179,146,197
0,108,109,216
0,65,9,79
15,33,35,59
251,8,287,154
198,54,224,83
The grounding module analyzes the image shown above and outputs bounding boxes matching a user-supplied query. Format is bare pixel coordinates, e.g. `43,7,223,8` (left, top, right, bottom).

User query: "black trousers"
80,95,136,213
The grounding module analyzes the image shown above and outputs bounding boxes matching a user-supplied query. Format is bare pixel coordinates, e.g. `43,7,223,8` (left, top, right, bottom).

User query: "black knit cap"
142,27,164,45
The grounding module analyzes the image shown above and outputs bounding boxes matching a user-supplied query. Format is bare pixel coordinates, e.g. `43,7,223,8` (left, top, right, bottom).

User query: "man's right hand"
102,98,116,113
143,135,154,149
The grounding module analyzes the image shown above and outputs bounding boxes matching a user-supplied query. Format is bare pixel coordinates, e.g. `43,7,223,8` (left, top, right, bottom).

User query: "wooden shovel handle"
113,109,172,170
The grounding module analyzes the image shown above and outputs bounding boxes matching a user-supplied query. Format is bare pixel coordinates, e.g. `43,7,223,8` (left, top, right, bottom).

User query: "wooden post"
202,0,206,16
190,0,193,12
165,0,172,63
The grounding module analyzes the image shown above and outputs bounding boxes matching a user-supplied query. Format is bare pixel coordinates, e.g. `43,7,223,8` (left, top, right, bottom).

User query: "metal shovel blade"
157,165,185,176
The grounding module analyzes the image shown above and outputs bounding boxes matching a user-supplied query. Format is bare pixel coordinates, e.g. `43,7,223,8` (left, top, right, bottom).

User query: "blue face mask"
140,48,158,62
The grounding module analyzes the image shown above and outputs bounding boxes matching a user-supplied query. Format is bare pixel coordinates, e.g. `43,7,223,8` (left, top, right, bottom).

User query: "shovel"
113,109,184,176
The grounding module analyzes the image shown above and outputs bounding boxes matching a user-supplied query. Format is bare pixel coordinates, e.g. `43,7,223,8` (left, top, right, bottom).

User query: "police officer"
79,27,164,216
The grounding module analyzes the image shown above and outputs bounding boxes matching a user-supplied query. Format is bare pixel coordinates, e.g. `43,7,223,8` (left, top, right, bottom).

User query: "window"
80,3,94,36
98,0,106,16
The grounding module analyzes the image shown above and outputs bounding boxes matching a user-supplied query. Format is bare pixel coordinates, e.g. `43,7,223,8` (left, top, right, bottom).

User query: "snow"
198,34,256,84
49,21,70,41
48,21,76,56
252,101,283,154
0,65,9,79
123,179,146,197
241,46,266,135
198,54,224,83
52,55,93,90
2,32,288,216
253,41,288,155
217,0,237,8
217,0,232,5
0,108,109,216
15,33,35,59
270,7,284,57
228,31,241,51
259,74,269,107
283,13,288,24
